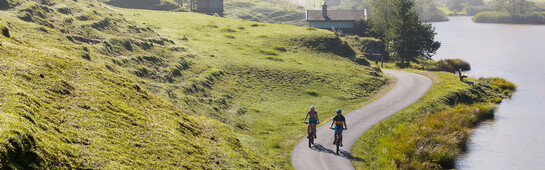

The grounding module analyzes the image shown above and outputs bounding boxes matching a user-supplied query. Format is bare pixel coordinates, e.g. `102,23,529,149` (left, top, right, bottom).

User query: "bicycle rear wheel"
336,140,339,154
308,130,313,148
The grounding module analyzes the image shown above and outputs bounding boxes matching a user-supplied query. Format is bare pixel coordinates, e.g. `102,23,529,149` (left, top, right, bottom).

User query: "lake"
431,16,545,169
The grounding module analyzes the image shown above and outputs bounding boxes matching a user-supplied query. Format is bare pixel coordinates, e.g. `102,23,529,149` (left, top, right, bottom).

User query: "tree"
447,0,465,12
370,0,395,39
386,0,441,66
494,0,536,15
414,0,448,21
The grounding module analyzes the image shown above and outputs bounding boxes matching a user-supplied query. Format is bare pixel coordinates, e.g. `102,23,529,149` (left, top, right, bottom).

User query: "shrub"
473,11,545,24
1,26,9,38
423,59,470,73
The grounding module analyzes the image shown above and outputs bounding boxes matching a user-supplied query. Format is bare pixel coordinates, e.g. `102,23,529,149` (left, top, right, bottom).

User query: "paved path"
291,69,432,170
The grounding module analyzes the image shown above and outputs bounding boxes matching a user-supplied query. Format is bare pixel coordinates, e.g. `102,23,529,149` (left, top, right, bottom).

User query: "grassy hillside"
224,0,306,26
1,0,388,168
114,8,388,168
0,0,267,168
100,0,307,26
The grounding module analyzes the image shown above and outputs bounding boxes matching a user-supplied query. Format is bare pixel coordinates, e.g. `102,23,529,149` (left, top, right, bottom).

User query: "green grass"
0,0,390,168
351,68,515,169
0,0,268,168
113,8,389,168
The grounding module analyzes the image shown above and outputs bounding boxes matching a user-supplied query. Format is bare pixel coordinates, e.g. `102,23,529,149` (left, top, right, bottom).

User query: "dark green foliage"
81,53,91,61
465,6,494,15
90,18,113,30
354,56,371,66
56,6,72,14
447,0,465,11
0,0,17,10
134,66,150,77
386,0,441,66
415,0,448,21
474,11,545,24
1,26,9,38
0,130,46,169
423,58,471,72
353,19,375,37
75,14,90,21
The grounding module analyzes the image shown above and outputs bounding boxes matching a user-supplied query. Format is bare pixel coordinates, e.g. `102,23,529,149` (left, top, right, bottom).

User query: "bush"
423,59,470,73
473,11,545,24
1,26,9,38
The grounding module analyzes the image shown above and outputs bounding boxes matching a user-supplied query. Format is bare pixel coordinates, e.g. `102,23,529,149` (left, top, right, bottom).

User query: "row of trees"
356,0,441,66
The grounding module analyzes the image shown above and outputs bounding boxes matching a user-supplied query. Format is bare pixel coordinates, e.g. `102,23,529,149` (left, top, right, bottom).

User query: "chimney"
322,2,327,18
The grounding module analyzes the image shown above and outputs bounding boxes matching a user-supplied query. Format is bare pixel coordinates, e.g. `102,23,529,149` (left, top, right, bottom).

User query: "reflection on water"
431,17,545,169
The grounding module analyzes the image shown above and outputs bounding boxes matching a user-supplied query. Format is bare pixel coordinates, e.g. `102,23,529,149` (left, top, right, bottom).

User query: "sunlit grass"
114,8,389,168
351,68,516,169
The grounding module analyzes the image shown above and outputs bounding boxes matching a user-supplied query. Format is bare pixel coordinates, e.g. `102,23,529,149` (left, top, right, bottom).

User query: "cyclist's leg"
333,126,340,144
311,122,317,138
338,127,344,146
307,123,311,138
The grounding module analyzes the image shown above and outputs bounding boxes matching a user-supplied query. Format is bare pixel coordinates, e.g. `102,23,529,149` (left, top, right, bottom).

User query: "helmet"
336,109,342,113
310,106,315,111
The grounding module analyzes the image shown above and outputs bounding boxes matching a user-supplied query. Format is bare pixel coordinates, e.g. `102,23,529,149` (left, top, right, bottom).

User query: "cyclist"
304,106,320,139
330,109,347,147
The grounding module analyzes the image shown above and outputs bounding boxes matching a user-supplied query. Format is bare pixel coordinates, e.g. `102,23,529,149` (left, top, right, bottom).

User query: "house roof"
306,10,366,22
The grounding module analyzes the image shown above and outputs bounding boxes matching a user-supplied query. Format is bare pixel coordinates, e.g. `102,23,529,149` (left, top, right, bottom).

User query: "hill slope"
0,0,268,168
1,0,388,168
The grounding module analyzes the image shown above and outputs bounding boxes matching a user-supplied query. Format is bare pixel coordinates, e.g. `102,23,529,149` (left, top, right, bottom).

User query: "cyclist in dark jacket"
330,109,347,147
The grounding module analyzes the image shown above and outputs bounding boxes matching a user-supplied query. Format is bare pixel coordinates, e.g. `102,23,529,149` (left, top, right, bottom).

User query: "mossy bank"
351,68,516,169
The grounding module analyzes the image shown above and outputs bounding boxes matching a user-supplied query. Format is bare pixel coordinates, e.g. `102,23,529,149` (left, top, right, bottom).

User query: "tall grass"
422,58,471,73
473,11,545,24
351,70,516,169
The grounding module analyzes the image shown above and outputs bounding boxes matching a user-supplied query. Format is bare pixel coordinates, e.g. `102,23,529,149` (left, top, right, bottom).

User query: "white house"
306,3,367,34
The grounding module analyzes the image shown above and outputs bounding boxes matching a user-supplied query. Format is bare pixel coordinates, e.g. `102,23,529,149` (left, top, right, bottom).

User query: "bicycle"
303,122,316,148
330,127,347,154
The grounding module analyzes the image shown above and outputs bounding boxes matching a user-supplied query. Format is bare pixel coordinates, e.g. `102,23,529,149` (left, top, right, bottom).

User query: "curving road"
291,69,432,170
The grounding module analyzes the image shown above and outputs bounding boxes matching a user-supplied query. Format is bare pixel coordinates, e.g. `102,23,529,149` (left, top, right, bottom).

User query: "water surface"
431,16,545,169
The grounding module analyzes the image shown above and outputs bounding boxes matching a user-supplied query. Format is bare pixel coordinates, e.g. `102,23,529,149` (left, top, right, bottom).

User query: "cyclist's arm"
344,121,347,129
303,113,309,121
